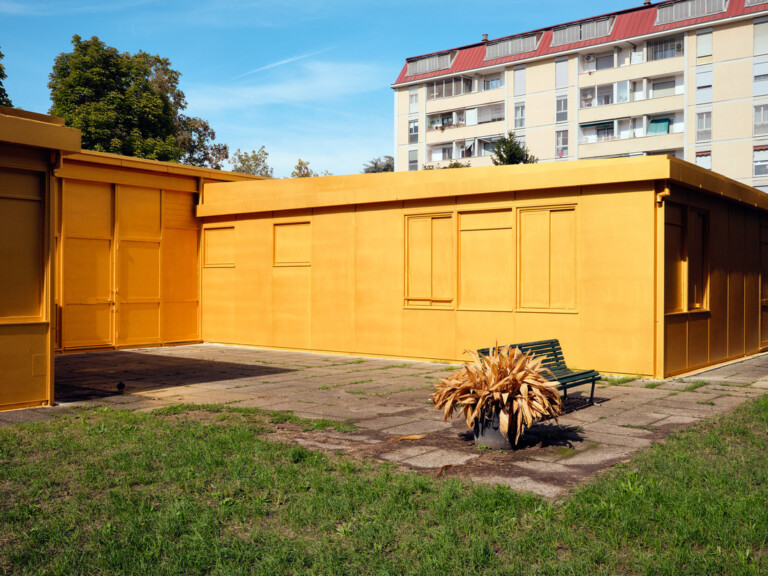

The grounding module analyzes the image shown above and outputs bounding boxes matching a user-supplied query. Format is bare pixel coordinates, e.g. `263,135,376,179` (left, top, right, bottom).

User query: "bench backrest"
478,339,568,372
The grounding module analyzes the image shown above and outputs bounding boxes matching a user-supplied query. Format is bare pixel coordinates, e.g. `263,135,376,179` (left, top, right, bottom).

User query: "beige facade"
393,1,768,191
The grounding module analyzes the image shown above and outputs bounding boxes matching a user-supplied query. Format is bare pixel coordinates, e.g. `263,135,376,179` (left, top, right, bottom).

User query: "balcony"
579,131,684,158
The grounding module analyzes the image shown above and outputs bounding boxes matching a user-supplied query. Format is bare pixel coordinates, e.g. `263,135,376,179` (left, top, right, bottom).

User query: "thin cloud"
231,48,332,81
0,0,158,16
187,61,391,113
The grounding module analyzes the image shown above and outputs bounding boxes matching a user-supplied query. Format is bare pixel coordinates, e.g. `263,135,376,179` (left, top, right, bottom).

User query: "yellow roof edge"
64,149,269,182
0,109,81,153
198,156,674,218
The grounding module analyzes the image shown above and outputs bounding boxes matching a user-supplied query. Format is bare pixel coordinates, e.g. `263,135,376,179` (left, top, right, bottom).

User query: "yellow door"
62,181,115,349
116,186,162,346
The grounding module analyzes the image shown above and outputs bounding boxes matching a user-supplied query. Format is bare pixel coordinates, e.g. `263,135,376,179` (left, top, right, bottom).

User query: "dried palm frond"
430,346,563,445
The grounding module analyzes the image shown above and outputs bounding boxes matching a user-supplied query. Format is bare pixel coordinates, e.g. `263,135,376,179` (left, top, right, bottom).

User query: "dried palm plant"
431,346,563,445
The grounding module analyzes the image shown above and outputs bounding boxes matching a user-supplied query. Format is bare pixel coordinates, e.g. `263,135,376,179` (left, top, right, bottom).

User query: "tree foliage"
362,155,394,173
291,158,332,178
491,131,537,165
230,146,274,177
0,46,12,107
48,35,228,168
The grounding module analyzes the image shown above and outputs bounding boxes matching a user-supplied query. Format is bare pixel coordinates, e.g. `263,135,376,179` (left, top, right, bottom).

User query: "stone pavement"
1,344,767,499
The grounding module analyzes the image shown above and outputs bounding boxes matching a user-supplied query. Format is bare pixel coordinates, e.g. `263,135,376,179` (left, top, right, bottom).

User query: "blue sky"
1,0,641,177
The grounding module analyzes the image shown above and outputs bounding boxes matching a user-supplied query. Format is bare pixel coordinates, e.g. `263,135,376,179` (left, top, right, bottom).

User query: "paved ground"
2,344,767,499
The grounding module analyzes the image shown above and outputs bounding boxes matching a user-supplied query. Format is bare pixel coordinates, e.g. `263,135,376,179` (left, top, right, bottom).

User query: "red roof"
393,0,768,86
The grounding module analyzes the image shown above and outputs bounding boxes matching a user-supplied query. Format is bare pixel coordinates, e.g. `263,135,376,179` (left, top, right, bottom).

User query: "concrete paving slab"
381,420,454,436
401,448,479,469
472,475,563,499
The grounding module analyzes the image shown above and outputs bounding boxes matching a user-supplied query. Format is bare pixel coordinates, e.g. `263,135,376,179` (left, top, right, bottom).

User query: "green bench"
477,339,599,403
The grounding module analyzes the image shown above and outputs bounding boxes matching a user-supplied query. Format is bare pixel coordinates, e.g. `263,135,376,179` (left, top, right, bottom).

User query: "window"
406,52,452,77
664,203,709,313
755,60,768,96
696,30,713,64
695,151,712,169
552,18,611,46
408,149,418,171
426,77,472,100
754,146,768,175
514,102,525,129
656,0,726,25
555,58,568,89
405,214,453,307
408,86,418,114
556,130,569,158
596,52,614,71
408,120,418,144
696,111,712,142
747,0,768,6
478,103,504,124
648,118,672,136
597,84,614,106
580,87,595,109
756,18,768,56
518,207,576,310
483,74,503,91
652,79,676,98
485,35,537,60
556,94,568,122
696,69,713,104
479,137,501,156
513,66,526,96
458,210,514,311
755,104,768,136
647,35,684,61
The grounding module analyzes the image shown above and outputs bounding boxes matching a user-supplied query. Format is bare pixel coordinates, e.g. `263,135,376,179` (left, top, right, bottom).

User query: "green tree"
230,146,274,177
291,158,332,178
362,155,394,173
491,131,537,165
48,35,227,168
0,46,12,107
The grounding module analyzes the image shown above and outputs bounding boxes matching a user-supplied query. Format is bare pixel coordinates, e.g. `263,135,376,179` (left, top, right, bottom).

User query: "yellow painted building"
198,156,768,380
394,0,768,192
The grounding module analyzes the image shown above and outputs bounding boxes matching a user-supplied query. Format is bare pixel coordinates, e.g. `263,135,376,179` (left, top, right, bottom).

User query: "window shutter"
696,32,712,58
755,61,768,96
756,21,768,57
514,66,526,96
555,59,568,89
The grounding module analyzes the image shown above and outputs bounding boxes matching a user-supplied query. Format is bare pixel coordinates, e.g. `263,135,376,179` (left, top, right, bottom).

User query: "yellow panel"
163,301,199,343
163,191,198,229
664,223,684,313
204,227,235,266
519,210,550,308
162,228,198,302
63,238,112,303
0,167,43,201
274,222,311,264
354,204,403,356
0,324,48,409
403,308,455,360
459,228,514,310
455,310,516,359
310,208,355,352
728,207,745,358
234,217,273,346
118,186,161,239
431,216,453,302
407,217,431,300
550,209,576,310
118,303,160,345
460,209,512,231
202,267,236,343
0,196,43,318
63,180,112,238
63,305,113,348
688,314,709,370
272,267,311,349
665,316,688,376
118,241,160,301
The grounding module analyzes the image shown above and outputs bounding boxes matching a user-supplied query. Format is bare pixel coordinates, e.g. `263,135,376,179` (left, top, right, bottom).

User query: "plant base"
472,410,513,450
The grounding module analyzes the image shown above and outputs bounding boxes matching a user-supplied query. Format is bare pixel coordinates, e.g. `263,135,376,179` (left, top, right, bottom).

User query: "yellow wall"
0,106,80,411
200,161,663,375
54,150,263,353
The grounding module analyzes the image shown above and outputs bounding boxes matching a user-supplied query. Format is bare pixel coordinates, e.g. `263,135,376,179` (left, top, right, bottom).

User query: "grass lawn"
2,398,768,575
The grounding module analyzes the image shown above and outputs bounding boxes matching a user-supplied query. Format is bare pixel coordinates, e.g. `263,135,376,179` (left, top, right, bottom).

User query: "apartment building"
392,0,768,190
